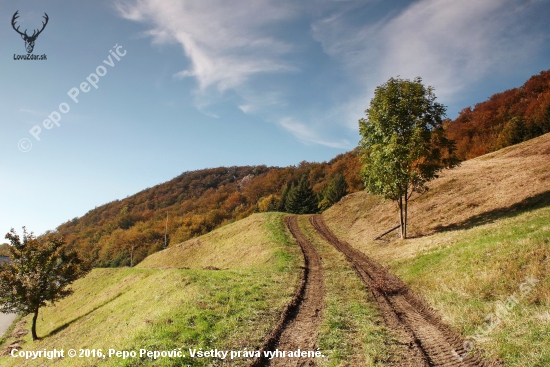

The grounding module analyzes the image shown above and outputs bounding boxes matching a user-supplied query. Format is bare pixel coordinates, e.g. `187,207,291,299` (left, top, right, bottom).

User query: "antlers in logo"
12,10,49,54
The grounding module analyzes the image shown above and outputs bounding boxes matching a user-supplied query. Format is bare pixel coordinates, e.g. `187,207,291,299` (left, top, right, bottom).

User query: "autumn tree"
445,69,550,159
0,228,90,340
359,77,458,238
257,195,279,212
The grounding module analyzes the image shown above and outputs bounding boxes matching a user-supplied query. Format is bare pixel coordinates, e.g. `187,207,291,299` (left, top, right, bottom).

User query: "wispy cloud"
116,0,298,92
117,0,549,148
19,108,45,116
279,117,352,149
378,0,545,98
312,0,547,101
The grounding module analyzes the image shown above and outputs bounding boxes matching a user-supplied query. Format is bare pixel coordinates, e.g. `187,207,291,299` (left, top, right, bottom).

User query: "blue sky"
1,0,549,237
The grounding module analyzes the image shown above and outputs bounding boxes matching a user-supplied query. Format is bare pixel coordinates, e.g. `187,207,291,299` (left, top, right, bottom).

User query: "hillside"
50,69,550,269
3,71,550,366
55,151,362,267
322,132,550,365
324,132,550,251
2,138,549,366
0,213,303,367
445,69,550,160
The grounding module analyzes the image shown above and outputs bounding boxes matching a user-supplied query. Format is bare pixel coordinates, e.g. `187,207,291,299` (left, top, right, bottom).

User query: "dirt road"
251,216,325,367
309,215,497,367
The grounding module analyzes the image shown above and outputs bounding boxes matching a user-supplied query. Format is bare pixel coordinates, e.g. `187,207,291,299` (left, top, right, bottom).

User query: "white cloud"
312,0,547,106
116,0,298,92
377,0,544,98
279,117,352,149
238,105,252,114
117,0,548,148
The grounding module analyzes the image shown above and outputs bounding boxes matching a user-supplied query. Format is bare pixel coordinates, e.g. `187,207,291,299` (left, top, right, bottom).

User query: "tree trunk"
398,196,404,238
403,194,408,239
31,308,39,341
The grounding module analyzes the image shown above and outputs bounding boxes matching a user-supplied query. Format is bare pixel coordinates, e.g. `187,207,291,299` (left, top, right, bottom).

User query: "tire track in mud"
309,215,500,367
251,216,325,367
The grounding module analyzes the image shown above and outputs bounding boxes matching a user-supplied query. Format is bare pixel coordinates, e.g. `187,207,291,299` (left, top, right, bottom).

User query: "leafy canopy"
318,174,348,211
0,228,90,316
359,76,458,201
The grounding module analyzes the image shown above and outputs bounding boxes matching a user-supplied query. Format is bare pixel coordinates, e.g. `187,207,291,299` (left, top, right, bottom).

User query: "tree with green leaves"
285,176,318,214
277,183,290,212
325,174,348,205
359,76,458,238
318,174,348,211
0,228,91,340
495,117,526,150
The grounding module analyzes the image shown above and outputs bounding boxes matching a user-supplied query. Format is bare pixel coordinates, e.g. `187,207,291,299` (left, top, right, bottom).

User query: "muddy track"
309,215,500,367
250,216,325,367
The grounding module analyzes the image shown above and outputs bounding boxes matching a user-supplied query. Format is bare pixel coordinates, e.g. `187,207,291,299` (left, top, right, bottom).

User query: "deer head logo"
12,11,49,54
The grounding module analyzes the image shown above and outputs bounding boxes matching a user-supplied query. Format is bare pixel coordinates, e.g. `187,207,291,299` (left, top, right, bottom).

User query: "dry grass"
324,132,550,262
138,213,281,269
322,133,550,365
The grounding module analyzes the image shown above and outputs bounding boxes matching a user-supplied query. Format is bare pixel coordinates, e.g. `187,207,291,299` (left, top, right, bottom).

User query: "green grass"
296,216,397,366
390,205,550,366
0,213,301,366
138,213,293,270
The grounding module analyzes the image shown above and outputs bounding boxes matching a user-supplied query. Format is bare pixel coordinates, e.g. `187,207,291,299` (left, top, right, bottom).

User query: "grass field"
323,133,550,365
0,213,302,366
2,134,549,366
391,205,550,366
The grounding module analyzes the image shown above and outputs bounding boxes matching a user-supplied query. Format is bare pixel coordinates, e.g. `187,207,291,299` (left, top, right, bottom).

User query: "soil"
309,214,501,367
251,216,325,367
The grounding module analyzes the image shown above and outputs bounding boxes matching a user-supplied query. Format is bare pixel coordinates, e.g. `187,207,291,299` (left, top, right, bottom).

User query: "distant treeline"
53,69,550,267
445,69,550,160
55,151,363,267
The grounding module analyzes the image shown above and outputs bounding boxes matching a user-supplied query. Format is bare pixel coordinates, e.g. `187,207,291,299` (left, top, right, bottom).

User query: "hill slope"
0,213,302,367
445,69,550,160
323,132,550,365
55,152,362,267
2,137,549,366
53,69,550,269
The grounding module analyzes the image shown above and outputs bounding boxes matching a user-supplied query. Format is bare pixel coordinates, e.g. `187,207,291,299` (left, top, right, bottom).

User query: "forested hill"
56,151,363,267
445,69,550,160
55,69,550,268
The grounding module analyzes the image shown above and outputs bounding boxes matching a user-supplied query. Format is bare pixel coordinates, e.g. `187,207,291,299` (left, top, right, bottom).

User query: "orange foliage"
55,151,364,267
446,70,550,160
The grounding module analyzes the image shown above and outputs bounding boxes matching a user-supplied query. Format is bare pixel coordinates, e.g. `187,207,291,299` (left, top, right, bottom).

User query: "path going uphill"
309,215,500,367
251,216,325,367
